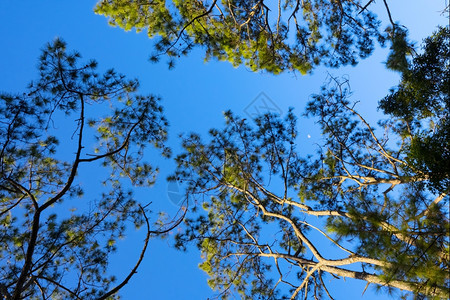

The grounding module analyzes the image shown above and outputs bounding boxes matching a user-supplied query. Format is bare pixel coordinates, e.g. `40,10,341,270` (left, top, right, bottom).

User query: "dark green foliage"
380,26,449,193
0,39,170,299
95,0,385,74
385,25,413,72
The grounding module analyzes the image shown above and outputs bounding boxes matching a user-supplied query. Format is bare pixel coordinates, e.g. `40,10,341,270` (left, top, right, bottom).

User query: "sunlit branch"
421,191,448,217
231,252,448,298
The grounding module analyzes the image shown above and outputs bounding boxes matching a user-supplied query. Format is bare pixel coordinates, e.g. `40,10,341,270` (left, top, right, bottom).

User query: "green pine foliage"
95,0,384,74
0,39,171,299
2,3,448,300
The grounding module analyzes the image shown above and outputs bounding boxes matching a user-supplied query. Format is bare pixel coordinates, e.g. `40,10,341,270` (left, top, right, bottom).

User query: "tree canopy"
380,26,449,193
171,81,449,299
1,2,448,300
94,0,390,74
0,39,179,299
169,31,450,298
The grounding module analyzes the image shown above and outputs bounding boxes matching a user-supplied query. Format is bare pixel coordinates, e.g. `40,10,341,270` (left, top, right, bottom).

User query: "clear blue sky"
0,1,447,299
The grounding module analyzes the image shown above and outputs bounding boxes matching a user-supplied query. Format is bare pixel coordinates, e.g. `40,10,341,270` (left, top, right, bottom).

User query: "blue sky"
0,1,447,299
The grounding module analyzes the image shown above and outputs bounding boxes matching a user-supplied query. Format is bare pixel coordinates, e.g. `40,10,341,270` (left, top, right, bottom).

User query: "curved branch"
95,205,151,300
79,111,145,163
96,205,185,300
165,0,218,54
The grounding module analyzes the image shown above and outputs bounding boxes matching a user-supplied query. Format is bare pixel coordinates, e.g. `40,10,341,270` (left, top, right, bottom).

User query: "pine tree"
0,39,179,300
170,31,449,297
94,0,392,74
